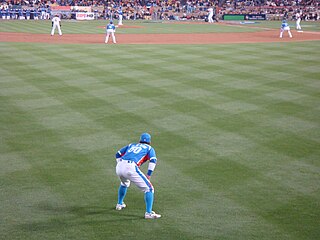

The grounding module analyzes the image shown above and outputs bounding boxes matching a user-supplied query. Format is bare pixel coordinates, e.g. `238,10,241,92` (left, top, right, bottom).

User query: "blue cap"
140,133,151,143
110,20,113,24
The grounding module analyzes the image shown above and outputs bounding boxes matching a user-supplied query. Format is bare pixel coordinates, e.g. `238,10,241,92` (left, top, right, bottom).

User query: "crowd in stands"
0,0,319,21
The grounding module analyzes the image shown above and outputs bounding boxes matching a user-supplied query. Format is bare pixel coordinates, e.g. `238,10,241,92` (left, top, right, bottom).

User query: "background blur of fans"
0,0,319,21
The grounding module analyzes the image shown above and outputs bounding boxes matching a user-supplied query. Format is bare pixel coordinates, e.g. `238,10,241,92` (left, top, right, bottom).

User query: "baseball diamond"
1,17,320,240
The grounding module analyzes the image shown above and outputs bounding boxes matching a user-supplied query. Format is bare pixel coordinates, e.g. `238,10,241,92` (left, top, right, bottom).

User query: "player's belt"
119,159,135,164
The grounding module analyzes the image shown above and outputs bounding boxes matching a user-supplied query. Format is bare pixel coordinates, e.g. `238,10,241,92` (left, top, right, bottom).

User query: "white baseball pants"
116,160,154,193
105,29,116,44
280,26,292,38
51,23,62,36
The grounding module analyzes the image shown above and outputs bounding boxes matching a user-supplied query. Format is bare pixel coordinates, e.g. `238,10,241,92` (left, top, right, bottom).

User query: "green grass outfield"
1,20,320,240
1,19,320,34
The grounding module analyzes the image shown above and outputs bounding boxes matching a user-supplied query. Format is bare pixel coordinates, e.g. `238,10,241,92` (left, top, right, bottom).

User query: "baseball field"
1,20,320,240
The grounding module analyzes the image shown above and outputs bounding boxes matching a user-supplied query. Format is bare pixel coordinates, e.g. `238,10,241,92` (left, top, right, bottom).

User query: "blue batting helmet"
140,133,151,144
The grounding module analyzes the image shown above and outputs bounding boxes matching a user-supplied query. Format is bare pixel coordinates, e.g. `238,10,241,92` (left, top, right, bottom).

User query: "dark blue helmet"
110,20,113,24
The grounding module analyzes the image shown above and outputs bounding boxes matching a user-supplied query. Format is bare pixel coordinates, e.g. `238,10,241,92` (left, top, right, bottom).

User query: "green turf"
1,19,319,34
1,21,320,240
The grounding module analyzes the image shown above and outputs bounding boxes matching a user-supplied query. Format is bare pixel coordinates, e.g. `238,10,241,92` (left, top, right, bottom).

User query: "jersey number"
128,146,142,154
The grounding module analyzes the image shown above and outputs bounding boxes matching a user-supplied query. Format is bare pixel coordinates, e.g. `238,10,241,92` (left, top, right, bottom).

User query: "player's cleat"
115,203,126,210
145,211,161,219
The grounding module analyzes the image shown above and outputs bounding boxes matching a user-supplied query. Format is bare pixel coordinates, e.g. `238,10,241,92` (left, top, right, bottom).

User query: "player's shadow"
17,202,142,233
39,202,141,220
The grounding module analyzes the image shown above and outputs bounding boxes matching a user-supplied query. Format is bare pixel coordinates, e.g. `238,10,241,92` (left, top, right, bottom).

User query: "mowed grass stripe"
1,41,320,239
0,19,277,34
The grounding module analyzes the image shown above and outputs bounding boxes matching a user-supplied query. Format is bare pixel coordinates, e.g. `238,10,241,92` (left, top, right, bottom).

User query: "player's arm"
146,148,157,179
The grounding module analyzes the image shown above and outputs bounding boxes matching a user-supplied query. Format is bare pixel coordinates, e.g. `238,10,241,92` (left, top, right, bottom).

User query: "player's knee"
143,187,154,193
121,181,130,188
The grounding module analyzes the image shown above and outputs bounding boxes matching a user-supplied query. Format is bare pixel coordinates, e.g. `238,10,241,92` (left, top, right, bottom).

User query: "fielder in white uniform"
51,14,62,36
115,133,161,219
117,7,123,25
208,7,214,23
295,11,302,31
280,20,292,38
105,20,116,44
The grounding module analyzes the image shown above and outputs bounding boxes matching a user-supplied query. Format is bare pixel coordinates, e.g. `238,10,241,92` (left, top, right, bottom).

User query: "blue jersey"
106,23,115,31
281,22,289,28
118,9,123,15
116,143,157,167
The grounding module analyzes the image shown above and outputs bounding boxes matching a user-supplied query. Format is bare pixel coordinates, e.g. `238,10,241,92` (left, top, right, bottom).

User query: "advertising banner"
245,14,266,20
72,6,92,12
76,12,94,20
51,6,71,11
223,14,266,20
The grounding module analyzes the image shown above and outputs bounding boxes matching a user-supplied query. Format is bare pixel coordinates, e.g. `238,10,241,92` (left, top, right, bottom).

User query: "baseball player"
33,8,39,20
295,11,302,32
115,133,161,219
40,6,46,20
26,9,30,20
51,14,62,36
105,20,116,44
208,7,214,23
117,7,123,25
280,20,292,38
1,8,5,19
18,9,24,20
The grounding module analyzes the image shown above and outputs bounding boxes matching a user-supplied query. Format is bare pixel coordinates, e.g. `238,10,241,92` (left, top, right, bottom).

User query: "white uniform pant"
116,160,154,193
105,29,116,43
118,15,123,25
41,12,46,19
51,23,62,36
280,26,292,38
296,19,301,30
208,13,214,23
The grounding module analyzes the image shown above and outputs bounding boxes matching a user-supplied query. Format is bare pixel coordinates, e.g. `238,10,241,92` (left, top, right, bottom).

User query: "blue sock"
118,185,127,204
144,192,154,213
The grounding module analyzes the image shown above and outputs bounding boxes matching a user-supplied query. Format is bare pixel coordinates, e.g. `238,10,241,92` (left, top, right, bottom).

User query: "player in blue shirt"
18,9,23,19
33,8,39,20
26,9,30,20
115,133,161,219
105,20,117,44
280,20,293,38
5,8,9,19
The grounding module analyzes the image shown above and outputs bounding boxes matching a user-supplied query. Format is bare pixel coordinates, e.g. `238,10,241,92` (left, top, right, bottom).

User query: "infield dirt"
1,29,319,44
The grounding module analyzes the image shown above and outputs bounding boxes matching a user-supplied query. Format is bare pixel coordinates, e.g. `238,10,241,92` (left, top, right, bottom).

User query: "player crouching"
280,20,292,38
114,133,161,219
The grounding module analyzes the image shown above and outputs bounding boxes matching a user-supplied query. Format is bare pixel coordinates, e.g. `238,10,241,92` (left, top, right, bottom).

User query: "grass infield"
1,20,320,240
